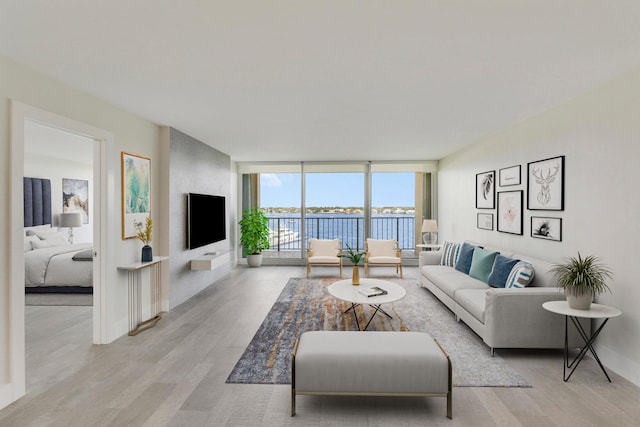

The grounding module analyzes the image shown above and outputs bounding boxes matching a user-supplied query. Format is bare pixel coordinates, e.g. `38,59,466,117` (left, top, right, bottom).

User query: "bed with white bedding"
24,228,93,292
23,177,93,293
25,241,93,289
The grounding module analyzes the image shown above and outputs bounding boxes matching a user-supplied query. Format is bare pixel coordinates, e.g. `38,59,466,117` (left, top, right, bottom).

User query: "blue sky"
260,173,414,207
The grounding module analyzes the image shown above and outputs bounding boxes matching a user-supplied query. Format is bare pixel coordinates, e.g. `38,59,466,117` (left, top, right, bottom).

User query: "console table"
118,256,168,336
542,301,621,382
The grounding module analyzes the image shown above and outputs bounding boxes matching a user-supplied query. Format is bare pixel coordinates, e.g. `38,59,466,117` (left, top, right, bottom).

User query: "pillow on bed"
29,229,68,241
24,224,52,236
31,239,58,249
24,235,40,252
31,231,69,247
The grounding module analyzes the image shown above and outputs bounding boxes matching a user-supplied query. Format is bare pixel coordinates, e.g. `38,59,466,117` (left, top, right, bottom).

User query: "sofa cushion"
454,289,487,323
454,242,476,274
423,265,489,299
439,241,460,267
487,254,520,288
511,253,554,287
505,261,535,288
468,248,499,283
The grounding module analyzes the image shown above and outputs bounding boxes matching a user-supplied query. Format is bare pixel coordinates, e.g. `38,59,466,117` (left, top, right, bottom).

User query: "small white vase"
565,289,593,310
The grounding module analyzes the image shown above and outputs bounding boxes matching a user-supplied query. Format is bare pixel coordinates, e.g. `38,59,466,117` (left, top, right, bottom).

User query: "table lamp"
421,219,438,244
59,212,82,244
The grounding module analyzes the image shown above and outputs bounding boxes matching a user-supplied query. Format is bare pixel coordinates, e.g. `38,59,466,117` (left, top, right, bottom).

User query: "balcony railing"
266,215,416,252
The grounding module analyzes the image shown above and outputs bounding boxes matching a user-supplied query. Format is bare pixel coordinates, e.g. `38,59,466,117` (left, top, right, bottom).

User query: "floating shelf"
190,251,230,271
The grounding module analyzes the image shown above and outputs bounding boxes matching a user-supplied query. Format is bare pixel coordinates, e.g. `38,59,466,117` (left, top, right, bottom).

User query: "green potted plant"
238,207,270,267
339,244,365,285
135,216,153,262
550,253,613,310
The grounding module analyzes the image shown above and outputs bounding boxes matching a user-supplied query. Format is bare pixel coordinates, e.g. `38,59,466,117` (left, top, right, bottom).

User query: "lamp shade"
59,212,82,228
421,219,438,233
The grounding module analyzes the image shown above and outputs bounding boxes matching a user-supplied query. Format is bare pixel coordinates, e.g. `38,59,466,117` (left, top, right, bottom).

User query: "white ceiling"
2,1,639,162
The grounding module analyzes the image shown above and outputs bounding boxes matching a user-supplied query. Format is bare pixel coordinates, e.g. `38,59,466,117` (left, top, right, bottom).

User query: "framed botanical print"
121,152,151,239
499,165,521,187
531,216,562,241
477,213,494,231
497,190,523,235
476,170,495,209
527,156,564,210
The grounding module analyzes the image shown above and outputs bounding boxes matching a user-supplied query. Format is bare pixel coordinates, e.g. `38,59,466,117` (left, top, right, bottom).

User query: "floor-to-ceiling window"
238,161,436,262
305,169,365,251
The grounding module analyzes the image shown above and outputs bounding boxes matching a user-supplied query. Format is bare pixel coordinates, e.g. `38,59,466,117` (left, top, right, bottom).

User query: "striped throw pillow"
440,241,461,267
505,261,535,288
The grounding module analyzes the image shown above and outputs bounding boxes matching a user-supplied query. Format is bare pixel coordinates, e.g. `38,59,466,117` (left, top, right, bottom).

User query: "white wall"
0,55,162,409
438,69,640,386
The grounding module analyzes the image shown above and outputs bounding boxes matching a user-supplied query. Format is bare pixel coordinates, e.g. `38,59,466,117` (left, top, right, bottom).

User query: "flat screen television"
188,193,226,249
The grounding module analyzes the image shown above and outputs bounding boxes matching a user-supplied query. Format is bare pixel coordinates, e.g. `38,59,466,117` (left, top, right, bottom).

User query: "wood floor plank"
0,266,638,426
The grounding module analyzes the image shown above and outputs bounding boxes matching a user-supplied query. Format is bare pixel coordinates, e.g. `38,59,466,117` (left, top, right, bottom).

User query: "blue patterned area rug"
226,277,531,387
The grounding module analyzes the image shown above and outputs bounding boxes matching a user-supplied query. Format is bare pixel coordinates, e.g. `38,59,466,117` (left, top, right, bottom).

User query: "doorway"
10,101,112,401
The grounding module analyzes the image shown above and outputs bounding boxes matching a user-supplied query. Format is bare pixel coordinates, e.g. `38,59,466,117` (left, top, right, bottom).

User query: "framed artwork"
62,178,89,224
477,213,494,231
527,156,564,210
476,170,495,209
499,165,521,187
531,216,562,241
121,152,151,239
497,190,523,235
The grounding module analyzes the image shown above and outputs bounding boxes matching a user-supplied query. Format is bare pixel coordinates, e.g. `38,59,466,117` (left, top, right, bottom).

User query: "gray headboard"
24,177,52,227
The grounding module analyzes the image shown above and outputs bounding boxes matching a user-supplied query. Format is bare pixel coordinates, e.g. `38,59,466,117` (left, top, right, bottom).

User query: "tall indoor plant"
239,207,270,267
550,252,613,310
339,244,365,285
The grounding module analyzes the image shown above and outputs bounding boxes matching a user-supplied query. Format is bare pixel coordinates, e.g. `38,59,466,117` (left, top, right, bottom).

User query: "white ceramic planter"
247,253,263,267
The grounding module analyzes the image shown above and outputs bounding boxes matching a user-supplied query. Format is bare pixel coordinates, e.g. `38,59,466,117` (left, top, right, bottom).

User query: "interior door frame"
9,101,113,401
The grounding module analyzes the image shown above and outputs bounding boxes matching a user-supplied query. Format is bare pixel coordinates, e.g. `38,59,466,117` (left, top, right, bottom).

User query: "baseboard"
595,344,640,387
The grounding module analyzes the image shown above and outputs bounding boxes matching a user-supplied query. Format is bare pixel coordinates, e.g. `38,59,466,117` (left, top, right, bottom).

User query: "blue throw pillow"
487,254,520,288
454,242,477,274
468,248,499,283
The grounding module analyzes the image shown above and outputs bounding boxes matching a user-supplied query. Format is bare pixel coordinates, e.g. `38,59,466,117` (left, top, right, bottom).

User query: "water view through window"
259,172,416,254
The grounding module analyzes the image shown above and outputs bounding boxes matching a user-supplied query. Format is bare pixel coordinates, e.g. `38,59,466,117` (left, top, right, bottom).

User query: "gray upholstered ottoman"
291,331,452,418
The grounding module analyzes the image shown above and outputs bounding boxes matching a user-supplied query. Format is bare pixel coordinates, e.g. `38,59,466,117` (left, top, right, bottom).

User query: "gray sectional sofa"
419,241,589,354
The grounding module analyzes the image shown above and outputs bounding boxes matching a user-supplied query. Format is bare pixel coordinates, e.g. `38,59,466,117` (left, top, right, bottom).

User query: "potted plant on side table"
135,216,153,263
239,207,270,267
551,252,613,310
339,244,365,285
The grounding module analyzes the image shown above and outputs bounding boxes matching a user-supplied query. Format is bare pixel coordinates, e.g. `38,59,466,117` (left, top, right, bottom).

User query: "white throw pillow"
31,239,57,249
24,224,51,236
24,235,39,252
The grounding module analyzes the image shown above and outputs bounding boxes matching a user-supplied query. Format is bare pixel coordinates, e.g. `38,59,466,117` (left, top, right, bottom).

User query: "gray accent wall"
168,128,232,309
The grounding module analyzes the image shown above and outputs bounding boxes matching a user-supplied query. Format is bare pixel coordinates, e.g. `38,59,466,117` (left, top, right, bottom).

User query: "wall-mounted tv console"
191,251,230,271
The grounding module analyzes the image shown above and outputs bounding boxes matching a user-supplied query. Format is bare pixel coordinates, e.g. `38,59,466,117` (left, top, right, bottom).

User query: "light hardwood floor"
2,266,639,426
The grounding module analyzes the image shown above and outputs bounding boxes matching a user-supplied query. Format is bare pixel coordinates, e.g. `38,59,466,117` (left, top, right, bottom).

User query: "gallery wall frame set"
497,190,523,235
121,151,151,240
527,155,564,211
476,170,495,209
477,213,494,231
498,165,521,187
531,216,562,241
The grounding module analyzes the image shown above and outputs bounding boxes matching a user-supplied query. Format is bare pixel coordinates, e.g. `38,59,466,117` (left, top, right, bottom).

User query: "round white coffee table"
328,278,407,331
543,301,622,382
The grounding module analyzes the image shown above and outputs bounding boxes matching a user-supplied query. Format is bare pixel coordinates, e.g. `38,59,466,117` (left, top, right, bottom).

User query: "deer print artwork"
532,163,560,206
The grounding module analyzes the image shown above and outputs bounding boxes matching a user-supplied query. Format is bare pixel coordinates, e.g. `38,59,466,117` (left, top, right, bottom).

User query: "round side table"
542,300,621,382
